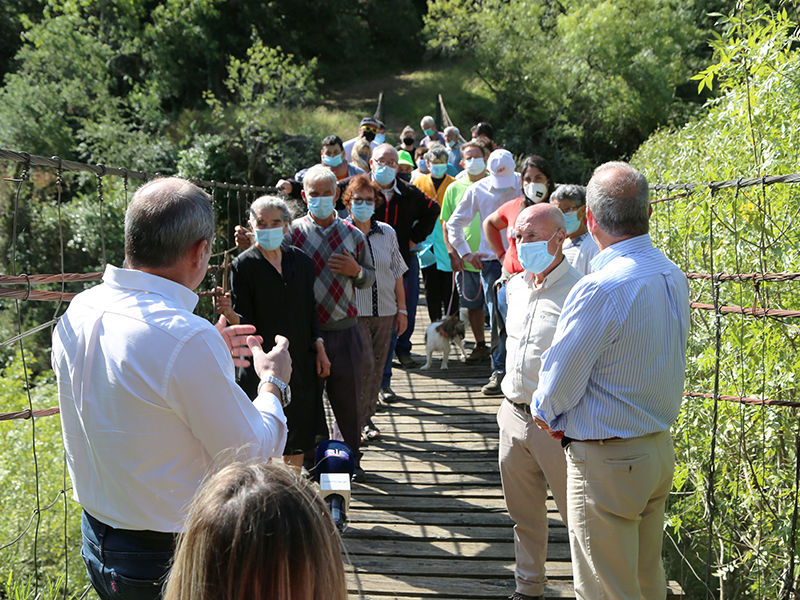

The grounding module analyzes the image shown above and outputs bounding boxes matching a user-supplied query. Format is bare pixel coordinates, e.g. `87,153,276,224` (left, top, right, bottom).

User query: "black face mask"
397,172,411,182
402,137,415,146
363,131,376,142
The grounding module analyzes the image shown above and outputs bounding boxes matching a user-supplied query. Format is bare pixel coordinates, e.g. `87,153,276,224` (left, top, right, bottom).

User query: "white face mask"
524,182,548,203
464,157,486,175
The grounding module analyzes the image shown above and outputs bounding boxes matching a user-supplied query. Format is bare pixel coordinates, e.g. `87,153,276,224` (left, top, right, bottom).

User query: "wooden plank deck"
340,303,683,599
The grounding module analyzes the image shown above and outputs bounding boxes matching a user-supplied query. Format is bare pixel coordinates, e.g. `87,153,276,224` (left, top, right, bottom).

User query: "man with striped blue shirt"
532,162,690,600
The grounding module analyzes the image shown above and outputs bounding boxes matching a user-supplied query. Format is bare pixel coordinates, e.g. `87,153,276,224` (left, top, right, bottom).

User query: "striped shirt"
563,231,600,275
346,217,408,317
532,234,690,439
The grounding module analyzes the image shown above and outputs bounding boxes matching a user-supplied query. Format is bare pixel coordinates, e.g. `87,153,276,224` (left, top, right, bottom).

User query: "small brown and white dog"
420,314,467,370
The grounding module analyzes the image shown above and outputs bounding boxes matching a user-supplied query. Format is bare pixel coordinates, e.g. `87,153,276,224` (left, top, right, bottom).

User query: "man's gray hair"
444,126,459,137
586,162,650,237
303,164,337,192
551,184,587,207
249,196,290,223
424,143,449,164
125,177,215,269
420,115,435,127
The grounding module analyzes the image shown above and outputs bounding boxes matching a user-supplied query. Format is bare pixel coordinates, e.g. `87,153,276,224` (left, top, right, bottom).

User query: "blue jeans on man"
81,511,175,600
382,256,419,387
481,259,505,374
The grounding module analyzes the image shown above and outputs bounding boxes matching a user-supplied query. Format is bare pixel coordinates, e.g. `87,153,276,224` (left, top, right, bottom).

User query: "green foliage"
424,0,704,182
633,5,800,597
0,355,88,599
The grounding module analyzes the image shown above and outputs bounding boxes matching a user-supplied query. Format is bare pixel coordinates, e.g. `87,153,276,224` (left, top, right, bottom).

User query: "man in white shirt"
52,177,291,600
446,148,521,394
549,184,599,275
499,204,583,600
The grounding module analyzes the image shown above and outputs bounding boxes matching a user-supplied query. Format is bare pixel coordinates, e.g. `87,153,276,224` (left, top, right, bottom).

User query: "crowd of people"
52,112,690,600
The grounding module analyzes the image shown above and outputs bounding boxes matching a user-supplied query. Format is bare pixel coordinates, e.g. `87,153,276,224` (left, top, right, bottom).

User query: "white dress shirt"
501,258,583,403
52,266,287,532
563,231,600,275
446,174,521,259
532,234,690,440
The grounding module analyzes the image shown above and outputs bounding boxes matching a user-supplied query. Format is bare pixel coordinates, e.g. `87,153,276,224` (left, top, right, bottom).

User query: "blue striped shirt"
531,234,690,439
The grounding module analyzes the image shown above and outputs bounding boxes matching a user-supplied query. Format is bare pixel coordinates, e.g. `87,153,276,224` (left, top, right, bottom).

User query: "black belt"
561,435,622,448
505,397,531,414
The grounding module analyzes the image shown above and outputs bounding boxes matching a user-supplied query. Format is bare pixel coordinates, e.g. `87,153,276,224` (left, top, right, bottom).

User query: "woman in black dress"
217,196,330,469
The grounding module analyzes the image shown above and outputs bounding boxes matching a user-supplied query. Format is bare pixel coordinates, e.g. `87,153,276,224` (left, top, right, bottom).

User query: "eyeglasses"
560,206,581,214
373,158,398,167
352,196,375,206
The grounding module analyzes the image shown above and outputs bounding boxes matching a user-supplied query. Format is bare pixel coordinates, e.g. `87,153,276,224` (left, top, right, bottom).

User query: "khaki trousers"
498,400,569,597
566,430,674,600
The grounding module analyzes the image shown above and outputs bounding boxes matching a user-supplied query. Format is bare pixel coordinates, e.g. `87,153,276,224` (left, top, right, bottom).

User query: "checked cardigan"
290,214,375,329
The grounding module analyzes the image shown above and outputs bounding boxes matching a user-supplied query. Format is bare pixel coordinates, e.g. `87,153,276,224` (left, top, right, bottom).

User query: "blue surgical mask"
374,165,396,186
374,133,386,145
517,231,557,274
465,157,486,175
424,128,435,137
431,163,448,178
322,153,343,167
446,139,456,148
350,202,375,222
563,211,581,234
307,195,335,219
417,159,428,172
254,226,285,251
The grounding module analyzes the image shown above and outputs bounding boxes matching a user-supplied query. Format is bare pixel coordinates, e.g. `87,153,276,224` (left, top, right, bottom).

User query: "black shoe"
379,386,402,404
482,371,504,396
397,354,417,368
352,467,366,483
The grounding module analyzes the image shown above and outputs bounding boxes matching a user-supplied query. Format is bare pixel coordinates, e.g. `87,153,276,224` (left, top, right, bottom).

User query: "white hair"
303,165,337,192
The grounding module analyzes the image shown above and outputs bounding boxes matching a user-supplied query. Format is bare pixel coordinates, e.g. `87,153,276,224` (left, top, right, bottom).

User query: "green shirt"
440,177,482,273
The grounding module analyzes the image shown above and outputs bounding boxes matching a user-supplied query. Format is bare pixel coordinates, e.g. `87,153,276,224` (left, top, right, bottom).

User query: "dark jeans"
481,260,505,373
382,256,420,387
421,265,459,322
81,511,175,600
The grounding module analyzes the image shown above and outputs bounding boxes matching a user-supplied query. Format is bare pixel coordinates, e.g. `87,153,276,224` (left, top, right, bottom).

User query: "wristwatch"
258,376,292,408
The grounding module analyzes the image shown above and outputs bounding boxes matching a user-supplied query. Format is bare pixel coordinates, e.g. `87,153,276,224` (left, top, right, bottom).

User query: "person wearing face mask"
351,137,373,173
441,140,491,361
413,144,459,323
446,149,522,397
419,115,446,148
343,117,381,162
275,135,366,200
342,175,408,443
443,126,463,173
396,125,417,160
396,151,415,182
290,166,376,482
549,184,599,275
481,156,556,396
499,203,582,600
217,196,329,471
374,121,386,146
410,146,430,184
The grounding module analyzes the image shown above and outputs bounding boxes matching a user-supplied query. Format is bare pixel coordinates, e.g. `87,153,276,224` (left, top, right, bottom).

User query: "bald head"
372,143,398,162
586,162,650,238
516,203,566,240
125,177,215,269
